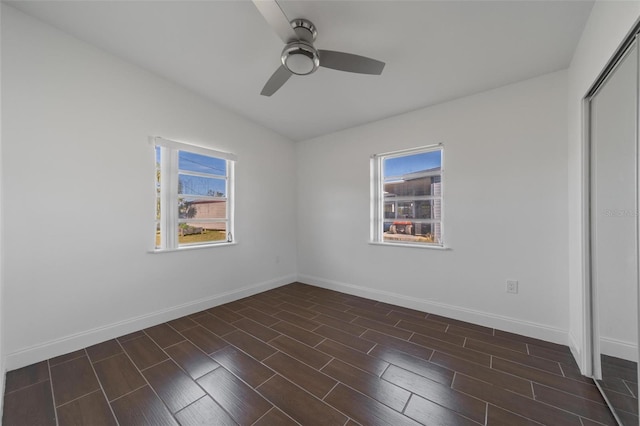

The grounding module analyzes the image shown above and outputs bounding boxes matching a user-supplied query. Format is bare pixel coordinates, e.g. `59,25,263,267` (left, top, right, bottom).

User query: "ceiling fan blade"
252,0,298,44
318,50,385,75
261,65,292,96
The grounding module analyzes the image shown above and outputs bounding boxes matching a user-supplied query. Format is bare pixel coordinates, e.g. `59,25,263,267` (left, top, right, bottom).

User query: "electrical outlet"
506,280,519,294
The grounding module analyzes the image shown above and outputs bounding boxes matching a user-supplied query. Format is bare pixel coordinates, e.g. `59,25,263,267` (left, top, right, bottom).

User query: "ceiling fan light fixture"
281,42,319,75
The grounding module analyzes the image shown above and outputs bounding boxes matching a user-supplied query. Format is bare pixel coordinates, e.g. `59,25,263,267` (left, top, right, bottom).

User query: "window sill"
368,241,450,250
150,241,237,253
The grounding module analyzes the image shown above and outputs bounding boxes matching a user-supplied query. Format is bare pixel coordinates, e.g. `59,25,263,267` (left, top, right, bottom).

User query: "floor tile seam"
138,356,172,372
400,392,413,414
308,303,352,315
55,388,103,409
47,359,61,426
273,313,321,331
386,309,429,320
255,371,351,422
321,375,414,420
89,349,126,366
176,393,237,425
249,407,276,426
592,382,638,399
107,383,148,404
271,320,328,344
382,369,488,421
115,337,177,418
3,376,51,395
402,333,491,363
482,401,489,426
172,394,207,417
463,336,530,355
316,355,336,371
450,375,562,422
266,351,340,395
485,403,546,426
166,318,198,333
117,332,147,344
160,337,189,351
491,359,600,390
451,371,535,400
407,393,489,426
48,352,87,368
220,333,279,362
528,389,614,423
321,381,341,401
316,322,376,343
392,318,452,335
402,331,471,353
622,380,637,396
84,346,122,425
378,361,392,379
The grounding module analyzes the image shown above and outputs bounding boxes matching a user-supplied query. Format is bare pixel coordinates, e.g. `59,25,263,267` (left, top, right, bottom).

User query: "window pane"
179,197,227,220
179,174,226,197
384,150,441,178
384,202,395,219
384,175,441,197
156,146,161,221
178,222,227,245
375,147,443,246
179,151,226,176
384,200,442,220
383,221,441,244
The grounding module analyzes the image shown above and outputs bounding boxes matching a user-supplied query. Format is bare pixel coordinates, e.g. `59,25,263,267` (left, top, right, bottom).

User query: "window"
371,145,443,246
153,137,235,250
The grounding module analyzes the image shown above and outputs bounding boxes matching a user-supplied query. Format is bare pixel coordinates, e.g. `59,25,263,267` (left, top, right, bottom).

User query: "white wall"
1,5,298,369
567,1,640,372
296,71,569,344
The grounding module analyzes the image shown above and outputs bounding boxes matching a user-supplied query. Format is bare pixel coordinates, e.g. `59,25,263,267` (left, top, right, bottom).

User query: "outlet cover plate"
506,280,518,294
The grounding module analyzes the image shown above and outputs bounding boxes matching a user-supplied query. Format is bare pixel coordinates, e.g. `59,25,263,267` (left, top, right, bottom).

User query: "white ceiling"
7,0,594,142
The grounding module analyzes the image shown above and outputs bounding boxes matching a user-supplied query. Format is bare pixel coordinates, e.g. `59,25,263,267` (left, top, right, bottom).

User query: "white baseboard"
600,336,638,363
5,274,296,371
299,274,569,346
568,332,588,375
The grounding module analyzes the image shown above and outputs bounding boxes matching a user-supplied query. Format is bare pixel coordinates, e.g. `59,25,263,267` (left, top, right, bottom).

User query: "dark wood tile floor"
598,354,638,425
2,283,617,425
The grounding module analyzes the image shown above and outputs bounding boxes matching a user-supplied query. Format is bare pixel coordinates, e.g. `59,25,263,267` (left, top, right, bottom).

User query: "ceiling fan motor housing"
281,41,319,75
280,18,319,75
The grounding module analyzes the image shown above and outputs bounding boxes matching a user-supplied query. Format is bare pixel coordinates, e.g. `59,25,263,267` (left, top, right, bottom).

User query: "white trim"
580,95,593,377
368,241,449,250
372,143,443,160
150,241,237,253
599,336,639,362
568,332,582,373
4,274,295,370
299,274,569,346
152,136,237,161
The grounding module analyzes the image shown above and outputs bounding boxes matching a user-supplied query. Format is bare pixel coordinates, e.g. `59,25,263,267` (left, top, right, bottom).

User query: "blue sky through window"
179,151,226,176
384,150,441,178
156,147,227,197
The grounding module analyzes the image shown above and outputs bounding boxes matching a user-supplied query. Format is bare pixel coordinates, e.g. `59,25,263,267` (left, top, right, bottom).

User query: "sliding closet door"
590,39,639,425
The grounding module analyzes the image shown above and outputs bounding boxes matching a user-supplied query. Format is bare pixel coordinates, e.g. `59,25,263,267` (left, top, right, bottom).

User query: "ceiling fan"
252,0,385,96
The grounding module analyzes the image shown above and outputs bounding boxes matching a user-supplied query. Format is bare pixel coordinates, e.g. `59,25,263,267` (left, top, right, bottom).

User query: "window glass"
373,146,443,246
155,139,234,250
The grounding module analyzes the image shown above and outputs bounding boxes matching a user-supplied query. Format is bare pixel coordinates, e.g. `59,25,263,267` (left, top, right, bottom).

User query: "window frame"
370,144,445,248
152,136,236,252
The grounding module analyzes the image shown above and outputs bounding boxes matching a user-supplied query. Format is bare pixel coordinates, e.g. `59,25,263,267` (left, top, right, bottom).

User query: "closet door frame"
583,23,640,422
